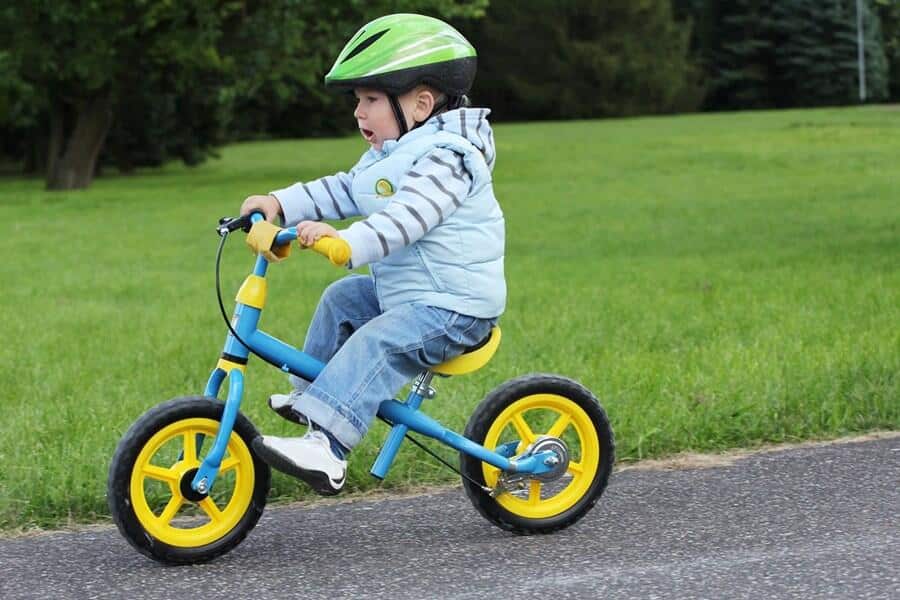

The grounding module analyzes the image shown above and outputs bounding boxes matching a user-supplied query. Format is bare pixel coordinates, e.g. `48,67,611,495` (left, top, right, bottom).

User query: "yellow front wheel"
108,397,271,564
461,375,614,533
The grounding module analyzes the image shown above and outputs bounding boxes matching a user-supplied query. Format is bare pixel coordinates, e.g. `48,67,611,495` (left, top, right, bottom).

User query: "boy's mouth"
360,128,375,143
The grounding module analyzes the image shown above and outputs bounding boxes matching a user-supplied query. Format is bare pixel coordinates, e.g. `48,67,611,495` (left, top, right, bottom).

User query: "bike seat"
431,327,502,376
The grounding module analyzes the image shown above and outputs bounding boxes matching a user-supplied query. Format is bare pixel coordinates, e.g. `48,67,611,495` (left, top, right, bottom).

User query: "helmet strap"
389,95,409,137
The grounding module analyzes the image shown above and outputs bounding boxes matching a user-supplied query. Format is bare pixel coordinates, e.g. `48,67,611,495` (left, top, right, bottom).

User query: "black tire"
107,396,271,564
461,374,615,534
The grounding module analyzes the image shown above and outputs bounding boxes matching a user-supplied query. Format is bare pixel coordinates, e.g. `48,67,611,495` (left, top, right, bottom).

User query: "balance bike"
107,213,615,564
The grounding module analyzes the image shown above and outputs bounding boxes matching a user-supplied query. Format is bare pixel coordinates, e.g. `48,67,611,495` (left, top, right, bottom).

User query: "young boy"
240,14,505,494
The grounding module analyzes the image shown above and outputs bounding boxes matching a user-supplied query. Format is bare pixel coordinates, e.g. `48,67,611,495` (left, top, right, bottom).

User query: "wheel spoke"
219,456,240,473
141,464,179,484
183,431,198,463
198,497,224,524
546,413,572,439
567,461,583,476
158,495,183,525
528,480,541,505
484,464,501,483
510,414,536,445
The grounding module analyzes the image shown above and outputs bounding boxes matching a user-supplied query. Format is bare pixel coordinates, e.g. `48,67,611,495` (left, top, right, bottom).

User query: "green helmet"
325,14,477,97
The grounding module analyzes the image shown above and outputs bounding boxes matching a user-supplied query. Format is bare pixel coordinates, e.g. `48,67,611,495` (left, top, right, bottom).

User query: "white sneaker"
252,431,347,495
267,393,309,426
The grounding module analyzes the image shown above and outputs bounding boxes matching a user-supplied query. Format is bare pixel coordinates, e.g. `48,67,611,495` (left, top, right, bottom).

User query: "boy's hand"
296,221,339,247
240,194,282,223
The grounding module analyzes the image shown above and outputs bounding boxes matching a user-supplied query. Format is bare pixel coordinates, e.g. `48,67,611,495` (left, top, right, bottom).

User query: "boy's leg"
283,303,494,449
269,274,381,421
302,273,383,363
255,303,493,493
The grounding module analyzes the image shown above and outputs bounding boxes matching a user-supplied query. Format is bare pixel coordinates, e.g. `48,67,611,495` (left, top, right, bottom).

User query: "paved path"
1,436,898,599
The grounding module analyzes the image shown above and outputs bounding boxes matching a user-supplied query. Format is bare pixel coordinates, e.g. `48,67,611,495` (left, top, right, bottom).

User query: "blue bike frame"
191,215,556,494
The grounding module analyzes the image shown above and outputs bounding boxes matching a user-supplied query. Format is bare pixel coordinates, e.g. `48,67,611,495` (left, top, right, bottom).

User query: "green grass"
1,106,898,530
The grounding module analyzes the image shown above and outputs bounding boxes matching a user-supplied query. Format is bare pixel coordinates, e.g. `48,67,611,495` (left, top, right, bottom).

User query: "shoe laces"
311,431,330,444
302,426,328,444
304,423,344,462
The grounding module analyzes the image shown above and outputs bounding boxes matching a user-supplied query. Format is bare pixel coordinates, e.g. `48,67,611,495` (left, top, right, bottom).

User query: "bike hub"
180,468,210,503
529,436,570,482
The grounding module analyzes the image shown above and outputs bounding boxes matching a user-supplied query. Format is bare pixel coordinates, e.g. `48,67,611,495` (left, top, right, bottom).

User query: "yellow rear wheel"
462,375,614,533
109,397,270,564
481,393,601,519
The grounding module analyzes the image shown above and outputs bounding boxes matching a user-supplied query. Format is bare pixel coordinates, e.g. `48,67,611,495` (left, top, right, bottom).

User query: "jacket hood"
388,107,496,172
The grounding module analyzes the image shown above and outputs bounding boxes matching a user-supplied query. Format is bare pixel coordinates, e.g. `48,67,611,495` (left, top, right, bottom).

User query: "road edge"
3,429,897,540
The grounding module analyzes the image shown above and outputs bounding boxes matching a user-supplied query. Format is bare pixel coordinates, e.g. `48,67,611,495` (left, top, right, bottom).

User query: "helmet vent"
342,29,389,64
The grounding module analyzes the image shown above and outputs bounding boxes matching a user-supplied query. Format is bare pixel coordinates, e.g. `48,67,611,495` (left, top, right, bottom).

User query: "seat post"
410,371,436,403
370,371,435,480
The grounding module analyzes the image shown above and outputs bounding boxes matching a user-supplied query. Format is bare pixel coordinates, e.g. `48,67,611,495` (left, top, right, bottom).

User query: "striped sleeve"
340,147,472,268
269,170,359,226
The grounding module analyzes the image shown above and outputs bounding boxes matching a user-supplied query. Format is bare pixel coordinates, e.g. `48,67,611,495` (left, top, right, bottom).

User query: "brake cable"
214,229,280,369
377,415,492,493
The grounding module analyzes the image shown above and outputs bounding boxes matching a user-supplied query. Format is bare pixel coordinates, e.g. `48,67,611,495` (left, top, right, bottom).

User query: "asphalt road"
1,436,898,600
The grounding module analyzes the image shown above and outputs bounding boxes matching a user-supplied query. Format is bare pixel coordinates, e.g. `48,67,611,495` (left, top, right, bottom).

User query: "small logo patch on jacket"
375,178,395,196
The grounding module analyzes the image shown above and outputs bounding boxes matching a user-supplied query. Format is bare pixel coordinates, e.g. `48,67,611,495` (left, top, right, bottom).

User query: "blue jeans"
289,274,495,450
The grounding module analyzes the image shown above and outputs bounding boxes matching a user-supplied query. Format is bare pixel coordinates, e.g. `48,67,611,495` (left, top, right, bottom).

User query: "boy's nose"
354,103,363,119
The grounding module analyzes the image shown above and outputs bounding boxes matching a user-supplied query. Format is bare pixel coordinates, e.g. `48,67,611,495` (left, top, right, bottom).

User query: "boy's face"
353,88,401,151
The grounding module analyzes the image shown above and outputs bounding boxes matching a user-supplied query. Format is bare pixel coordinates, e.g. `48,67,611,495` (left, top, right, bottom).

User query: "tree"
704,0,776,109
453,0,699,121
678,0,890,110
772,0,888,106
0,1,488,190
3,2,242,189
875,0,900,100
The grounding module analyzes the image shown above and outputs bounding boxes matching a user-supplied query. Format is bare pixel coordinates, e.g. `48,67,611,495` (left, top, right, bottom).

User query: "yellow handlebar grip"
309,237,351,267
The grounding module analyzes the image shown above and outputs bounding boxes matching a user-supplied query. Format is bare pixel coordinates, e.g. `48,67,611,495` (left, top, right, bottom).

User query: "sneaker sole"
251,436,344,497
267,399,310,426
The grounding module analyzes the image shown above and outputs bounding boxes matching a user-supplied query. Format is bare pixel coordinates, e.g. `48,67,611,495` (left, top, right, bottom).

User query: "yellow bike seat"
431,327,501,376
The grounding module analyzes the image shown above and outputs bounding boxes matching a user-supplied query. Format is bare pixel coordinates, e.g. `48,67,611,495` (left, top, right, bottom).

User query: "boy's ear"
413,88,436,123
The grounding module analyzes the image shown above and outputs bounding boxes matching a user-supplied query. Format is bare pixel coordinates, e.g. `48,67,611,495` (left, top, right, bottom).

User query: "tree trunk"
44,101,64,178
46,92,113,190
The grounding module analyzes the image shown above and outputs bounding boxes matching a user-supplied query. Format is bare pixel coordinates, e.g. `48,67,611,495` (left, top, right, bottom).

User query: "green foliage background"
681,0,890,109
2,0,898,183
0,0,489,176
455,0,701,121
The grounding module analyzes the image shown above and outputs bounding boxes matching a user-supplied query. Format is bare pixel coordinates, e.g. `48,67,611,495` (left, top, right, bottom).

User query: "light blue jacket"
273,108,506,319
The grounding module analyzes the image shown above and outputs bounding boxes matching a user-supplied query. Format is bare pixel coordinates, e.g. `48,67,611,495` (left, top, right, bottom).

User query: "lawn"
0,106,897,530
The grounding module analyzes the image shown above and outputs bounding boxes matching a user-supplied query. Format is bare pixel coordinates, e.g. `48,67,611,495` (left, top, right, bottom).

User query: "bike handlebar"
302,235,352,267
241,212,351,267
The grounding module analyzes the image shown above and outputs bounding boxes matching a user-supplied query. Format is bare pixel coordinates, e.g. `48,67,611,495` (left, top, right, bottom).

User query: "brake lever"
217,215,252,236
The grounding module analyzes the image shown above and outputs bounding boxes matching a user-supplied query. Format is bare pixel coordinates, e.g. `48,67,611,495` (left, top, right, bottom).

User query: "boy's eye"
367,96,379,103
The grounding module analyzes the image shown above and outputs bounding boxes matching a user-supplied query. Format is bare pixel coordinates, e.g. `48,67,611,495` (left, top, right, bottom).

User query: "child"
240,14,505,494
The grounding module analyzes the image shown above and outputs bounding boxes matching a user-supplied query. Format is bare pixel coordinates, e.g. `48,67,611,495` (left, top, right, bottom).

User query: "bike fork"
191,366,245,494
